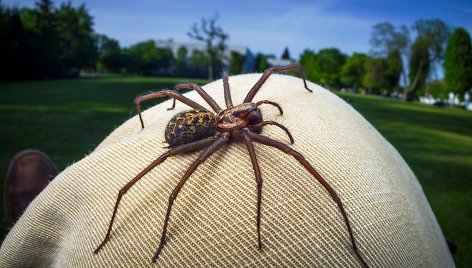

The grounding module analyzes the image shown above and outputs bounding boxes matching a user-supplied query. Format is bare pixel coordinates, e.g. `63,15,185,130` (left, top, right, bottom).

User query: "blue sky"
4,0,472,59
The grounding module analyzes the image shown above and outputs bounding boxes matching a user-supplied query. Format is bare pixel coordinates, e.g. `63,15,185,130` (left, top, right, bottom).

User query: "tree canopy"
339,53,368,89
0,0,97,80
443,27,472,96
300,48,346,87
368,19,451,100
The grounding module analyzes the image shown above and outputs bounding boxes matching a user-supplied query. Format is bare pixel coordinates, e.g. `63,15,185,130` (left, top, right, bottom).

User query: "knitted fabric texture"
0,74,454,267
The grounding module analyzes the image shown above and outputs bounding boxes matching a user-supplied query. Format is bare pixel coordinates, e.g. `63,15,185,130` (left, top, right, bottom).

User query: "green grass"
0,75,207,239
0,77,470,266
338,93,471,267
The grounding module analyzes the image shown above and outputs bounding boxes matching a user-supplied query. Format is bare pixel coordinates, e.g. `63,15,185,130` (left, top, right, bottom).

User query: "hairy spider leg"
171,83,222,113
243,64,312,103
255,100,284,115
94,136,218,255
222,71,233,108
152,134,230,262
246,131,369,268
134,89,207,129
241,131,264,250
249,121,294,144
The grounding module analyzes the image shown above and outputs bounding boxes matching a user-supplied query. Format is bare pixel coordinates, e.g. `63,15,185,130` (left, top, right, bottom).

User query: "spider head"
216,103,263,131
231,103,263,124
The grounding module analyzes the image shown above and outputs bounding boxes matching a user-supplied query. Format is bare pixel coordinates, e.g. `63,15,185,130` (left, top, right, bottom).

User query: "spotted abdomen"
165,110,216,147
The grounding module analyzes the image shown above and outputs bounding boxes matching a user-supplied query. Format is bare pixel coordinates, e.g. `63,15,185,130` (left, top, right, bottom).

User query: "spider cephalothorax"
94,65,369,267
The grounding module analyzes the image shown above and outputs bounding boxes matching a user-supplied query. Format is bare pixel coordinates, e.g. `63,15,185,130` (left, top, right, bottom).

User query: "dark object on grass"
93,65,368,267
447,241,457,254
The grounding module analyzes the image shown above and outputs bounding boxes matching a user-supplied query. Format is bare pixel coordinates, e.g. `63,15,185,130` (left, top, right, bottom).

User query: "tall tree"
0,0,100,80
34,0,61,78
407,19,450,99
443,27,472,96
408,38,430,96
370,22,410,97
0,7,24,80
96,34,125,73
385,49,403,90
370,19,450,100
0,2,10,79
56,2,97,76
363,57,389,93
188,16,228,80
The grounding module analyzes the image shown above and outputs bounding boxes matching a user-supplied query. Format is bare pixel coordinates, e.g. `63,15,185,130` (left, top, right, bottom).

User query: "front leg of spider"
94,136,218,254
152,134,229,262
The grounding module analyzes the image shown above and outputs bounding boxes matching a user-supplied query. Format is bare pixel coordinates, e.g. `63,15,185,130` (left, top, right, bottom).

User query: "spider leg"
134,89,207,129
223,71,233,108
246,132,369,268
93,136,217,255
241,131,264,250
171,83,222,113
244,64,312,103
255,100,283,115
152,134,230,262
249,121,294,144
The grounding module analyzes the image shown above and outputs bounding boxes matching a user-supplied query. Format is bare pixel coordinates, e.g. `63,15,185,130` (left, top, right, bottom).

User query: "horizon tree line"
1,0,471,101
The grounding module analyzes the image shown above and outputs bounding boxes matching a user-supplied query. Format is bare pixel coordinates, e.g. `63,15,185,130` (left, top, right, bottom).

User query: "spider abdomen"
165,110,215,147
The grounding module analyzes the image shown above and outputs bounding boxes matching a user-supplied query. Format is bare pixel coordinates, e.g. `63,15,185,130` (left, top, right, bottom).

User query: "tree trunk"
208,55,213,81
207,45,213,81
401,68,409,101
403,58,426,101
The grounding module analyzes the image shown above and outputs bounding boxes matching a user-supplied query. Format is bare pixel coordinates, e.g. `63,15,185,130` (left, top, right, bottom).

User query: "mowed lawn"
0,76,471,266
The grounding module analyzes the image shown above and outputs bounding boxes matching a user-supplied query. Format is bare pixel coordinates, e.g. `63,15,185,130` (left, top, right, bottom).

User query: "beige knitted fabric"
0,74,454,267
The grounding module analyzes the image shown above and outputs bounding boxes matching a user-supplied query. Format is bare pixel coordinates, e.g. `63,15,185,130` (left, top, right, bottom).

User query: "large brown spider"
94,65,368,267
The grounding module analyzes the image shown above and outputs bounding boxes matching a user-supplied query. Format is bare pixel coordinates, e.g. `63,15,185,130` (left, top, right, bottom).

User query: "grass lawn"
0,76,471,266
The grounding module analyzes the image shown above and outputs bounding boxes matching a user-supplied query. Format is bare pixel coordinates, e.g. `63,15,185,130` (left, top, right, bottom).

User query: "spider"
93,65,368,267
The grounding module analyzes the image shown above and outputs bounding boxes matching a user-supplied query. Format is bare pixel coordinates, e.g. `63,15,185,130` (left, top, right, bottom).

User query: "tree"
228,51,245,74
407,19,450,99
34,0,61,78
56,2,97,76
0,0,100,80
188,16,228,80
363,57,389,93
281,47,291,60
254,53,271,72
408,38,430,96
370,22,410,98
123,40,174,75
300,48,346,87
0,7,25,80
174,46,188,76
340,53,368,89
189,50,208,78
299,49,317,81
443,28,472,96
385,49,402,90
96,34,125,73
370,19,450,100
